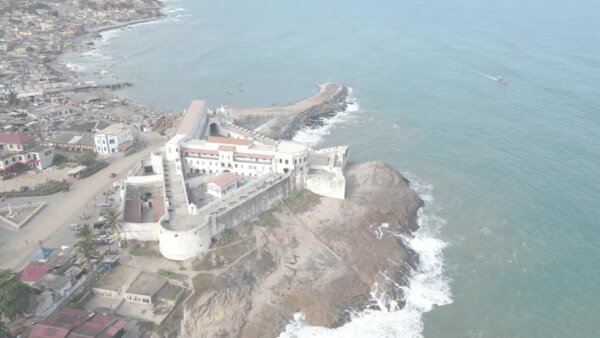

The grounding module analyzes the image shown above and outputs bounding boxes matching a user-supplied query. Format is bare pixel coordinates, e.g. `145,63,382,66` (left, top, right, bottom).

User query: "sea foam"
292,87,360,147
278,176,452,338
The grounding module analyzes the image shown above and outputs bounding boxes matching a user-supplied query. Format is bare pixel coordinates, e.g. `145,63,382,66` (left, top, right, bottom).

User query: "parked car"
69,223,82,230
109,173,117,178
98,215,108,223
99,202,113,208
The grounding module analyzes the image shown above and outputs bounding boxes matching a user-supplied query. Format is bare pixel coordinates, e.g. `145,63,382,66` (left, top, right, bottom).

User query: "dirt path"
0,136,166,270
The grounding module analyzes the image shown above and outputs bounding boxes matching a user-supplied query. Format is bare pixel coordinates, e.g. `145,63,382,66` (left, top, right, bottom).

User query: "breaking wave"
292,87,360,147
278,175,452,338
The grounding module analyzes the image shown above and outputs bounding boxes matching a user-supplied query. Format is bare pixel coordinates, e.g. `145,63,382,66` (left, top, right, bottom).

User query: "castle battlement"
119,100,347,260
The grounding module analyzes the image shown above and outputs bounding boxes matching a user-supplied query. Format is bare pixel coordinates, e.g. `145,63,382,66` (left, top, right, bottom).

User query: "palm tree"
104,207,124,242
75,224,98,265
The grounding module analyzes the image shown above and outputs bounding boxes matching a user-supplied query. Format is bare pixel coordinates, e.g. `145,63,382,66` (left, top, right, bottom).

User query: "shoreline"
234,82,350,140
86,15,166,34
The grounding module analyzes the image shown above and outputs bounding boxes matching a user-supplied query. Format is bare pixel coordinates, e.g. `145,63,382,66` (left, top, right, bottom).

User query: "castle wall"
158,221,212,261
305,170,346,199
213,175,292,233
120,221,161,242
151,151,164,174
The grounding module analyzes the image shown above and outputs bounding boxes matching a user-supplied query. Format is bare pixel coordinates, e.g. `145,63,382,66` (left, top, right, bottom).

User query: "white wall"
305,171,346,199
151,152,164,174
159,220,212,261
120,222,161,241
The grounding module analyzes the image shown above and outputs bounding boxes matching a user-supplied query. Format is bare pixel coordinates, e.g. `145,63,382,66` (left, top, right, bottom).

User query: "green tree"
0,269,35,320
104,208,120,234
77,150,97,166
0,321,9,338
0,322,8,338
75,224,98,263
6,91,19,107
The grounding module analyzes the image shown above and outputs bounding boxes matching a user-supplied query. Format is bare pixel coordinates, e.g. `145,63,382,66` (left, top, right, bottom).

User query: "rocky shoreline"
157,162,424,338
279,85,349,140
234,83,349,140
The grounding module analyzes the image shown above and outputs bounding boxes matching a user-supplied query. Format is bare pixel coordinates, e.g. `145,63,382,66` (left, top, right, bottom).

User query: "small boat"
495,76,508,85
225,90,234,95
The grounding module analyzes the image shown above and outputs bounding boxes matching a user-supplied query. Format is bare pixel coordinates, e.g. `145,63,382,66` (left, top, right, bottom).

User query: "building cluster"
0,132,54,172
0,0,161,98
25,307,127,338
18,246,88,318
120,100,349,260
92,265,184,308
0,119,134,174
0,0,165,168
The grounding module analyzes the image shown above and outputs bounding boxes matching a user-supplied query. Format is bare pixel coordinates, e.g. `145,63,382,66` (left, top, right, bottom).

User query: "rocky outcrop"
233,83,349,139
170,162,423,338
278,86,348,139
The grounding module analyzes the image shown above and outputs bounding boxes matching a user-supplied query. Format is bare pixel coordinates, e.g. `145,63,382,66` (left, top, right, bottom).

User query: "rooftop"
207,136,252,146
95,265,136,292
20,261,50,283
175,99,206,137
0,132,35,144
277,140,308,154
38,273,71,291
212,172,238,188
50,131,95,146
126,271,167,297
100,123,130,136
65,120,109,133
27,308,127,338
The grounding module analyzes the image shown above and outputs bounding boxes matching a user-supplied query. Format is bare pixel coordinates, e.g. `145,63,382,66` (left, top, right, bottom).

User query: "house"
20,261,51,285
0,132,37,153
0,146,54,172
36,273,72,297
93,265,136,299
48,131,96,152
26,308,127,338
124,272,167,305
207,172,238,198
94,123,134,154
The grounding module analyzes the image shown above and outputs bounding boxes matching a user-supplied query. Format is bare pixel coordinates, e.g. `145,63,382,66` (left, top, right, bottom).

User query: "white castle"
119,100,348,260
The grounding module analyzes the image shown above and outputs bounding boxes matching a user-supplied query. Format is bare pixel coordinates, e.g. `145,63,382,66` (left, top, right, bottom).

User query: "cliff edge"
159,162,423,338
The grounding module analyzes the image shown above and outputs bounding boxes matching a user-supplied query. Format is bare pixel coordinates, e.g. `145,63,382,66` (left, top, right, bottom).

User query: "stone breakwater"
279,86,349,140
233,83,349,140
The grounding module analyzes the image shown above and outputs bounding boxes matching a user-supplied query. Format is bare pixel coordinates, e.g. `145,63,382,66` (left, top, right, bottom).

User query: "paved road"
0,138,164,271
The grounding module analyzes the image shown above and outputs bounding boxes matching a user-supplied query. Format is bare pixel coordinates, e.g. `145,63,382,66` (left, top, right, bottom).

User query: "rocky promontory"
233,83,349,139
158,162,423,338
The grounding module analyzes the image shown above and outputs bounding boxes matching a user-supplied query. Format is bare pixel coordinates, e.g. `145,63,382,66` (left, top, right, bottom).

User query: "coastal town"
0,1,360,337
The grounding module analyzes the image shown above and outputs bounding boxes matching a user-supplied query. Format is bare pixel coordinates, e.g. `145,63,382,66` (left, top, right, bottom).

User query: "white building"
207,172,238,198
0,147,54,172
94,123,134,154
119,99,348,261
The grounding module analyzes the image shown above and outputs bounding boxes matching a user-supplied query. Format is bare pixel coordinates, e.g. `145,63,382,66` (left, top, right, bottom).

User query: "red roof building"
20,261,51,284
26,308,127,338
0,132,36,153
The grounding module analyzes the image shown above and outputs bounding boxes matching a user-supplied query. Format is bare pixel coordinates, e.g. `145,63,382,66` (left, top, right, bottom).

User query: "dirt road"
0,137,165,270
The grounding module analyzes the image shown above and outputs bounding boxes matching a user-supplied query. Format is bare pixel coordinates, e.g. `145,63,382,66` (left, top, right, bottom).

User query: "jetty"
233,82,348,139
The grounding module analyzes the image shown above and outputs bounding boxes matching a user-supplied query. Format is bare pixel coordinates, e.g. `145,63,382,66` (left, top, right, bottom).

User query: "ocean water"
62,0,600,337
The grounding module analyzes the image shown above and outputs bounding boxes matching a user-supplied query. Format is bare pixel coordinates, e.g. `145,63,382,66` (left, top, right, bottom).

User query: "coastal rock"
170,162,423,338
233,83,349,140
